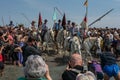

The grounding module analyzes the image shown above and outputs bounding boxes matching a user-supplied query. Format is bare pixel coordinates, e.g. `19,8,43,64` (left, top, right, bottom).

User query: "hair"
24,55,46,78
27,36,35,42
76,71,96,80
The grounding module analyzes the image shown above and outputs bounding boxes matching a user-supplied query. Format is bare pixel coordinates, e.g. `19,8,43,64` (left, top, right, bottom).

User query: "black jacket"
22,44,41,66
62,65,83,80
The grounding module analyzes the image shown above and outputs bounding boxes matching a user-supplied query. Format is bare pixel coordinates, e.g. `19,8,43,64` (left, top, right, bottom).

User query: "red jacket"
0,54,3,61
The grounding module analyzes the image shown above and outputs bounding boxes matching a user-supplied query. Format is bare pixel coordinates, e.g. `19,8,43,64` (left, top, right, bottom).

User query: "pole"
9,16,11,22
21,13,31,24
88,9,114,27
55,7,63,16
2,16,5,26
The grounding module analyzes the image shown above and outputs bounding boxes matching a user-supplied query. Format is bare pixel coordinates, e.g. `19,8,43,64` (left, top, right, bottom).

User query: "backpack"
88,61,103,80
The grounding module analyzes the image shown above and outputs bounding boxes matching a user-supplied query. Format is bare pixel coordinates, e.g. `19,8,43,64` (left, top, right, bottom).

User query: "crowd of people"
0,20,120,80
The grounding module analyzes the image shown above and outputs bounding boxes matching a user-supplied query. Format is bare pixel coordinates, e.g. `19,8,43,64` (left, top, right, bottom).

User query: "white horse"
70,36,82,55
56,29,69,49
64,35,82,56
83,37,100,60
43,29,55,52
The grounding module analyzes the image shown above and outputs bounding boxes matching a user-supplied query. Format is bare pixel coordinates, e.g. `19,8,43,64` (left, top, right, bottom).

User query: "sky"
0,0,120,28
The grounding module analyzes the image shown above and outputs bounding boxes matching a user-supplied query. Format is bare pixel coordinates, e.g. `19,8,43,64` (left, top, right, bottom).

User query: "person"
9,21,14,27
69,22,78,37
99,45,120,80
22,36,41,66
17,55,52,80
53,19,62,41
113,32,120,59
41,19,48,42
66,20,71,31
30,21,36,30
62,53,96,80
10,44,22,66
88,60,103,80
0,43,4,77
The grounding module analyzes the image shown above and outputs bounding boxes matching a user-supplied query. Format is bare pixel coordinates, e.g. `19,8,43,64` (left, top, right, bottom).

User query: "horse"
83,36,101,60
70,36,82,55
43,28,56,53
63,35,82,63
55,29,70,55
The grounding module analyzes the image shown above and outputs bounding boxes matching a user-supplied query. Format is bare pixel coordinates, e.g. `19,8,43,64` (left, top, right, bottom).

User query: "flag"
80,14,87,29
38,12,42,28
84,0,88,7
62,13,66,29
52,8,57,22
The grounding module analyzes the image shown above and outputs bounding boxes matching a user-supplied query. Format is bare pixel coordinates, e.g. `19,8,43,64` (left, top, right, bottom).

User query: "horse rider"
53,19,62,41
69,22,79,37
30,21,36,30
9,21,15,27
41,19,48,42
66,20,71,31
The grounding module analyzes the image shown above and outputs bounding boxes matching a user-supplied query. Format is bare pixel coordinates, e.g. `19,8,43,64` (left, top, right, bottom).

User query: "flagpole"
86,0,88,25
53,7,56,23
55,7,63,16
9,16,11,22
38,12,43,29
84,0,88,32
86,0,88,30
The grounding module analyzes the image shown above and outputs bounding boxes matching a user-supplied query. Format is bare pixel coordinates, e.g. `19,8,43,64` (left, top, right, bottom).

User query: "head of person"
58,19,61,22
69,53,83,68
71,22,75,27
10,21,13,25
31,21,36,26
67,20,71,24
27,36,36,46
76,71,96,80
44,19,48,24
24,55,46,78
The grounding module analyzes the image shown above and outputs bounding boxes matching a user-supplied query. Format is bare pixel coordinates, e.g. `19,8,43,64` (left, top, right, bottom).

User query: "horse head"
44,29,54,43
71,36,81,55
83,37,101,60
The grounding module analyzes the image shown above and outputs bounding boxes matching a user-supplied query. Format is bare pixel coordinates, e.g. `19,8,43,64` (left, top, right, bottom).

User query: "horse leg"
85,50,93,61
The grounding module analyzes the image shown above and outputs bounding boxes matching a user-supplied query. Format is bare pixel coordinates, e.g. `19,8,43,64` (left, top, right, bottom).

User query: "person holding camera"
62,53,94,80
62,53,96,80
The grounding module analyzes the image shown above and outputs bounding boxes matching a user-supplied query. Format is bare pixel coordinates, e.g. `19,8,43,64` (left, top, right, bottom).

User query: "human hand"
45,64,52,80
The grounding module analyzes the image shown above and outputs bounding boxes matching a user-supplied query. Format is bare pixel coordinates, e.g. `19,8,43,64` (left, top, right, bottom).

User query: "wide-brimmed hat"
31,21,36,24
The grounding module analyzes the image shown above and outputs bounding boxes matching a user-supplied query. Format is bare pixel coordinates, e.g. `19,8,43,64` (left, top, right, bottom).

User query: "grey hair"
24,55,46,78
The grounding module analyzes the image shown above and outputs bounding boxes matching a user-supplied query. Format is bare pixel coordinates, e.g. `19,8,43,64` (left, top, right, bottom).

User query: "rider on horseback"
53,19,62,41
41,19,48,42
